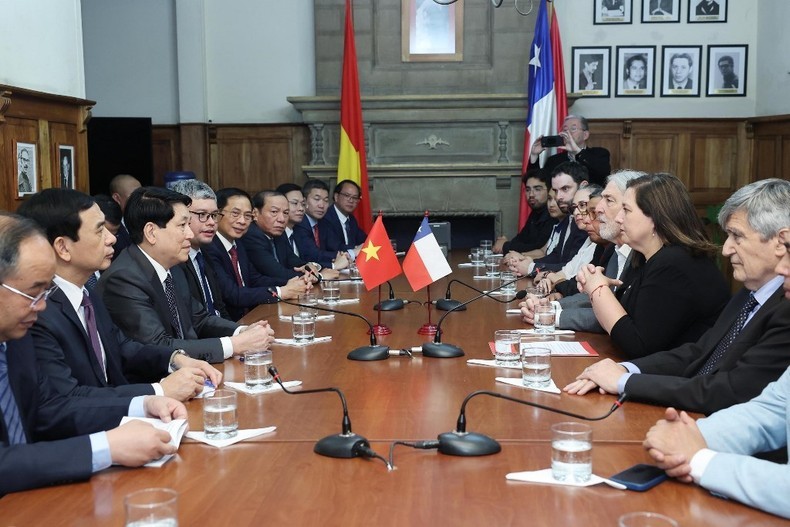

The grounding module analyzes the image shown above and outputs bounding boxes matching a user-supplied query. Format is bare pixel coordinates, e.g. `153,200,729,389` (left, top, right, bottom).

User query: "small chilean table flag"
356,215,402,291
402,217,452,292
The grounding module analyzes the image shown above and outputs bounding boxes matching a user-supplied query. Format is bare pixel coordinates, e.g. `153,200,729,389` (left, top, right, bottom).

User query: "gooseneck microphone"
269,366,389,467
439,392,628,457
274,293,389,361
373,280,405,311
436,279,521,311
422,278,527,359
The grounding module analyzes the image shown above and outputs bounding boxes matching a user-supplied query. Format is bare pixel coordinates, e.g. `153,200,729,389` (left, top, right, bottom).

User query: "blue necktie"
195,252,217,316
344,219,352,245
0,343,27,444
85,272,99,291
269,237,280,263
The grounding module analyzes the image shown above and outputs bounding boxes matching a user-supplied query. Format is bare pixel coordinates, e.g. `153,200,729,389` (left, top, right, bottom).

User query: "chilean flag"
518,0,564,228
402,217,452,292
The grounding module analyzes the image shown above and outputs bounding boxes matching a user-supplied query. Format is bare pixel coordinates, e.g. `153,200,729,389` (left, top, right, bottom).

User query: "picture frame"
58,145,75,189
571,47,611,97
706,45,747,97
641,0,681,23
688,0,727,23
594,0,633,25
401,0,464,62
615,46,656,97
15,141,37,198
660,45,702,97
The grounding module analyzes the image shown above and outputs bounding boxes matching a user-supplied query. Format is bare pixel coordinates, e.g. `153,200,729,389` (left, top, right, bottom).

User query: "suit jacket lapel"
129,245,183,339
50,290,108,385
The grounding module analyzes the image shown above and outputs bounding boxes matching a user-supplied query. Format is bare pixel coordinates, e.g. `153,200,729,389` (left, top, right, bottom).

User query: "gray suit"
697,366,790,519
98,245,239,363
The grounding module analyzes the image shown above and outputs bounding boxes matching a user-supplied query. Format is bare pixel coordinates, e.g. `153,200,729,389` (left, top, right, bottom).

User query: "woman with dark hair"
576,173,730,358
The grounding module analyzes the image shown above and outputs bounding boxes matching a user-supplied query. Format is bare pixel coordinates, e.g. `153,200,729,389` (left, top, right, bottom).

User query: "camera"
541,135,566,148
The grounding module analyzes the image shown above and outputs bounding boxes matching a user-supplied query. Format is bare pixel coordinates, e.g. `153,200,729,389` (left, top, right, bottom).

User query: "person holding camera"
526,114,611,187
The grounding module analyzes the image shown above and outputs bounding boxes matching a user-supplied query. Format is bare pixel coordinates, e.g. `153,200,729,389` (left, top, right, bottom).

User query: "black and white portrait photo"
661,46,702,97
689,0,727,22
707,45,747,96
59,145,75,189
594,0,632,25
642,0,680,23
616,46,656,97
16,142,37,197
572,47,611,97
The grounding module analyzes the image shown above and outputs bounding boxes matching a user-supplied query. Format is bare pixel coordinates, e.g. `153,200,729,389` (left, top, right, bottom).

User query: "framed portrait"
688,0,727,23
706,45,747,97
641,0,680,23
660,45,702,97
572,47,611,97
594,0,633,25
15,141,37,197
401,0,464,62
615,46,656,97
58,145,75,189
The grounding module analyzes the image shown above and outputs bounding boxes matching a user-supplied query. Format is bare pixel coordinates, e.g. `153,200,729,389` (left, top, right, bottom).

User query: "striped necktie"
696,293,759,375
81,291,106,378
163,273,185,339
0,343,26,444
195,251,217,316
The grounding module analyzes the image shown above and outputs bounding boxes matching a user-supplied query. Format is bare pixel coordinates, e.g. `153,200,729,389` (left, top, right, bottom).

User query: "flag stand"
369,284,392,335
417,283,438,335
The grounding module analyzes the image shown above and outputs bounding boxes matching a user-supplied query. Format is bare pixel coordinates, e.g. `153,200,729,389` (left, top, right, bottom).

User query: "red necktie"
313,224,320,247
228,246,245,286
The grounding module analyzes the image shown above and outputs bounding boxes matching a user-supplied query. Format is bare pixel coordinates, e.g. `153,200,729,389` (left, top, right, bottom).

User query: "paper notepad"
119,416,189,467
488,341,598,357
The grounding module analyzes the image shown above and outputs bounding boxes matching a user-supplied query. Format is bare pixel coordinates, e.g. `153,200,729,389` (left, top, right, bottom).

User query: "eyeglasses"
1,282,59,309
223,209,254,222
190,210,223,223
569,202,590,217
338,191,361,202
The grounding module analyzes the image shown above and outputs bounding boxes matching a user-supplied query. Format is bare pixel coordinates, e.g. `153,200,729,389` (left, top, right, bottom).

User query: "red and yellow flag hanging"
337,0,373,233
356,215,402,291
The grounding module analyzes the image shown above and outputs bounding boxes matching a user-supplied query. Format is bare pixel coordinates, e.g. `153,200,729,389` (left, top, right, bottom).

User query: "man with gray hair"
170,179,232,320
565,178,790,415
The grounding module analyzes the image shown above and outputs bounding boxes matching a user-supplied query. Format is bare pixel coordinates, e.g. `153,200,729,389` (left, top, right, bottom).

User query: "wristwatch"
169,349,188,370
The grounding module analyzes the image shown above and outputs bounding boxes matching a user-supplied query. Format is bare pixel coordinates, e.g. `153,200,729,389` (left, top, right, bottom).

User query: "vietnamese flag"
337,0,373,233
356,215,401,291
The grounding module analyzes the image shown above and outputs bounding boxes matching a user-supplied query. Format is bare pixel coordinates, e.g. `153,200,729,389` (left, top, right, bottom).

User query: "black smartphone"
541,135,565,148
609,464,667,492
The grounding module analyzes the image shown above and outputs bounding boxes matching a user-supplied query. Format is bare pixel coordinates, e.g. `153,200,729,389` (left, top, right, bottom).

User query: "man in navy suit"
0,213,187,494
293,179,349,268
324,179,368,258
18,189,220,401
108,174,141,261
242,190,338,284
204,188,306,321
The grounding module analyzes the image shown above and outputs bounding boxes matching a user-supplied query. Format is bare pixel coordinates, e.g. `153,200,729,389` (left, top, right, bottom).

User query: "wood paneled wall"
0,85,93,212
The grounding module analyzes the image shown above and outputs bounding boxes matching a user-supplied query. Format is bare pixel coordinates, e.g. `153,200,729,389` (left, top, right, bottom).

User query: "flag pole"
370,283,392,335
416,211,438,336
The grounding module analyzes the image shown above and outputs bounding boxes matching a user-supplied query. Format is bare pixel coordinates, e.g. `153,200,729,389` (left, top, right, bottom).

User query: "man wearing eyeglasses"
324,180,368,259
0,213,189,494
99,187,275,363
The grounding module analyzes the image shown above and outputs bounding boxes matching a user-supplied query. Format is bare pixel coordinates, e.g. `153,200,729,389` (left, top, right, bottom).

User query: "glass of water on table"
551,422,592,483
203,389,238,439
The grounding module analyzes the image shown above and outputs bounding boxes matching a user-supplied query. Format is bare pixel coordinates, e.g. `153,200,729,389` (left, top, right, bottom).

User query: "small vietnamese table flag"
402,217,452,292
356,215,402,291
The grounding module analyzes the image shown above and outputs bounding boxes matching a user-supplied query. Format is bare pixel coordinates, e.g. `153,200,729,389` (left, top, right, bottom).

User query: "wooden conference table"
0,254,780,525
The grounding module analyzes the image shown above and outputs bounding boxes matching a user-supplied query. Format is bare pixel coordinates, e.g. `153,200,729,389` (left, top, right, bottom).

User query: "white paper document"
506,468,626,489
119,416,189,467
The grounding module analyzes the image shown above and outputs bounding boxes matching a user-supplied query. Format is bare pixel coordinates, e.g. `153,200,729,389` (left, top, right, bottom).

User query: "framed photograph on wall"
401,0,464,62
706,45,747,96
660,45,702,97
15,141,37,197
58,145,75,189
572,47,611,97
615,46,656,97
642,0,680,23
594,0,633,25
688,0,727,23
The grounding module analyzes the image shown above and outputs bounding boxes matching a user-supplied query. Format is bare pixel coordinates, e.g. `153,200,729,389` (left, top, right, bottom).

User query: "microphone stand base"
368,325,392,336
347,344,390,361
314,433,370,458
374,299,405,311
435,299,466,312
417,323,438,336
437,431,501,457
422,342,464,358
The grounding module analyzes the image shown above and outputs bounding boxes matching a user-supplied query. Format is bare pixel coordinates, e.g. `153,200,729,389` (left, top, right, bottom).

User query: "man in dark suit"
526,114,611,187
98,187,275,363
18,189,220,401
0,213,186,494
325,179,367,257
203,188,306,321
108,174,141,261
669,53,694,90
169,179,232,320
565,179,790,415
695,0,719,16
293,179,349,268
493,173,557,255
241,190,338,283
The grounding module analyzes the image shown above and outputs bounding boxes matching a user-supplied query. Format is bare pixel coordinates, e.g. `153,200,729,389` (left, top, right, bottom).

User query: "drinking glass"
551,422,592,483
485,254,503,278
124,488,178,527
618,512,679,527
493,330,520,366
244,350,273,391
322,281,340,303
520,343,551,388
534,302,556,333
469,247,484,266
203,389,238,439
480,239,493,256
298,292,318,315
292,312,316,342
499,271,517,294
